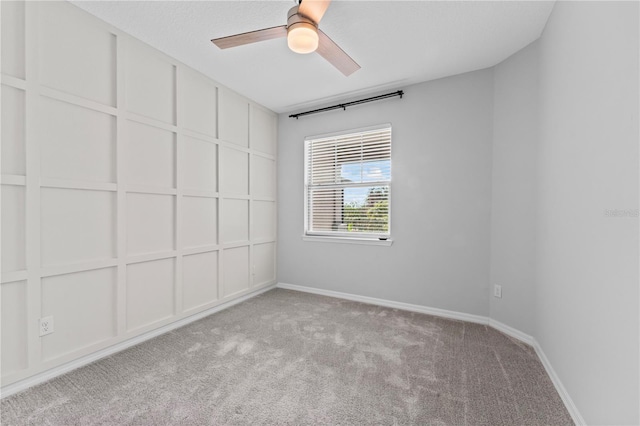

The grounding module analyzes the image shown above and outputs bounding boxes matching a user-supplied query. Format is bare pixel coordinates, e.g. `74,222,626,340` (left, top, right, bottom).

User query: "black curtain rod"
289,90,404,119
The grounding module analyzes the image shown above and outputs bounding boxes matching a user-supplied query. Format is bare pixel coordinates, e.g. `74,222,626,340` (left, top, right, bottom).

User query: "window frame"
303,123,392,244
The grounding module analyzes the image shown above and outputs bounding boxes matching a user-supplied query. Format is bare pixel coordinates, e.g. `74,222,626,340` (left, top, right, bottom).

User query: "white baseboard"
276,282,585,426
276,282,488,325
488,318,534,345
0,284,276,399
532,339,586,426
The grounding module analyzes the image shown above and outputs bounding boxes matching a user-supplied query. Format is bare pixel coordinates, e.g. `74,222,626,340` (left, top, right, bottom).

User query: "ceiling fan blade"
211,25,287,49
298,0,331,24
316,30,360,76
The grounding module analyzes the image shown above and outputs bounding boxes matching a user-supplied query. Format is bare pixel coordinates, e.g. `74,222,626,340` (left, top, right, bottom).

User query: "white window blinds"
304,125,391,238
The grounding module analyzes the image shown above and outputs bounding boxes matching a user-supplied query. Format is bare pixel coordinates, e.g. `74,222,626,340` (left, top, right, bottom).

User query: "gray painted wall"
535,2,639,424
490,41,540,336
278,70,494,316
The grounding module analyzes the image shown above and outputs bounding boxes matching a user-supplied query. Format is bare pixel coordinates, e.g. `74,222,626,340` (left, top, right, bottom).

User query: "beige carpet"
1,288,573,425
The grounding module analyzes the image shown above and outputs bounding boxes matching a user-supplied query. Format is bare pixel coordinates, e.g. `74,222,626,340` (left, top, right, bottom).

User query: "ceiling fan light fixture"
287,22,318,54
211,1,361,76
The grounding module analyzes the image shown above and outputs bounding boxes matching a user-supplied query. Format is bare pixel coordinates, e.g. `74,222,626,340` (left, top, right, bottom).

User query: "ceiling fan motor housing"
287,6,318,32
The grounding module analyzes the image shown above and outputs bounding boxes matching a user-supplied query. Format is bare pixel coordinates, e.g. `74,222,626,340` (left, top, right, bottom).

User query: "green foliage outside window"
343,187,389,233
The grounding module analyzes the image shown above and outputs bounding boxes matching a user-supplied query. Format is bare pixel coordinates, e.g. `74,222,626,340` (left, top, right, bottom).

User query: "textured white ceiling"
72,1,555,113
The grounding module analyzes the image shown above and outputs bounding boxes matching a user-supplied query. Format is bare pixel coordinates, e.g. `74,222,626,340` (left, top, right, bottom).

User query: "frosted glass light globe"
287,24,319,54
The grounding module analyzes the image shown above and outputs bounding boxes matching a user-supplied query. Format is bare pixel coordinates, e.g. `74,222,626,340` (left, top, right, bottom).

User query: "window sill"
302,235,393,246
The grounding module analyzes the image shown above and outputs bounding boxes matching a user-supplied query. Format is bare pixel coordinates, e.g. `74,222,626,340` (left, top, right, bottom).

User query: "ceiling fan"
211,0,360,76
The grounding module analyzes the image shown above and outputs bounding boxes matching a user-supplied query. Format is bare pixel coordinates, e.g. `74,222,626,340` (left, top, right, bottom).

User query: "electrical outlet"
39,316,54,336
494,285,502,299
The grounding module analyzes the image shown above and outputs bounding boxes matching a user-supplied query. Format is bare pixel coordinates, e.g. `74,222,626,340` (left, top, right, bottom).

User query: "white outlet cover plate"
494,285,502,298
39,316,54,336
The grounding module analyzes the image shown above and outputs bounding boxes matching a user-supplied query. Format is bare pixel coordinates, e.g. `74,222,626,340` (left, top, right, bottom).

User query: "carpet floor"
1,289,573,425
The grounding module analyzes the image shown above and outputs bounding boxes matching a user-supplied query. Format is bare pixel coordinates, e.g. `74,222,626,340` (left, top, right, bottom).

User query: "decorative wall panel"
183,135,217,191
221,199,249,244
1,1,26,78
0,1,276,387
126,41,175,124
183,251,218,311
125,120,175,189
126,259,175,331
39,2,115,105
251,155,276,199
183,196,217,248
179,68,217,137
41,268,117,360
223,246,250,297
1,85,26,175
253,242,276,286
250,105,276,155
1,281,28,375
1,185,26,273
39,97,116,183
41,188,115,266
219,88,248,147
252,201,276,241
220,146,249,196
126,193,175,256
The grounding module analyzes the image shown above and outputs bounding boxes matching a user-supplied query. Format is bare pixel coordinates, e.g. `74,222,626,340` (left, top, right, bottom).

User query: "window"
304,124,391,242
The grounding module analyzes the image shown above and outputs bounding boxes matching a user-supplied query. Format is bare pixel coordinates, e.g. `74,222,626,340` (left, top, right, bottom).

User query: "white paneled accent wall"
0,1,277,387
